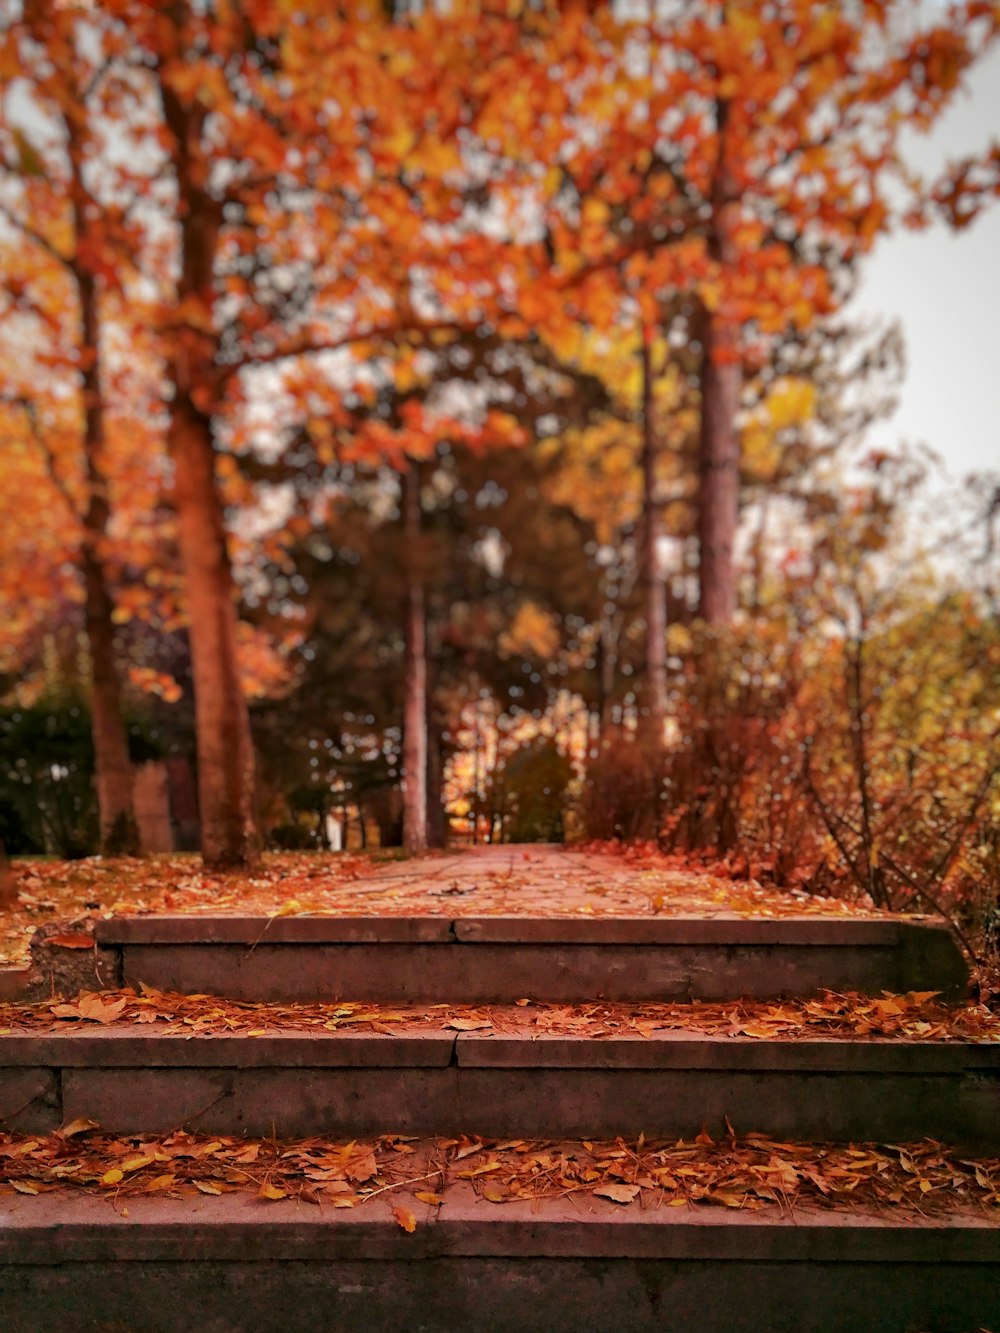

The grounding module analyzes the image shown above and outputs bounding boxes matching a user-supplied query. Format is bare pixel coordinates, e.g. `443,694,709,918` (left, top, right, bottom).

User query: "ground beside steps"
1,847,996,1332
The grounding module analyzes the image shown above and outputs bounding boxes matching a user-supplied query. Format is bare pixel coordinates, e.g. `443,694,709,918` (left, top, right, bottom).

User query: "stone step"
26,913,968,1003
3,1028,997,1147
1,1190,997,1333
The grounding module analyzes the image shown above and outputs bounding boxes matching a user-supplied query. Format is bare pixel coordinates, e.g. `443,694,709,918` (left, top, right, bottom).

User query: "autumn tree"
0,5,162,853
495,1,999,623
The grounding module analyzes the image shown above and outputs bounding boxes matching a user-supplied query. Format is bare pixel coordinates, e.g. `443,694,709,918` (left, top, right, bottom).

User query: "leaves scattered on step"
0,1129,997,1218
0,987,997,1043
1,848,889,969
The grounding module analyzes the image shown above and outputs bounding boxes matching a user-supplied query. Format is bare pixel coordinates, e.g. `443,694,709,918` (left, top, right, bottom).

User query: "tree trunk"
697,98,742,626
640,323,668,736
0,843,16,910
70,161,138,854
168,397,258,869
159,76,259,870
426,676,447,849
401,461,428,853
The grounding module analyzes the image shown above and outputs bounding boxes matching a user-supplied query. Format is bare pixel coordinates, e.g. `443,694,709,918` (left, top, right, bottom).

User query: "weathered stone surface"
111,931,966,1004
452,915,901,945
59,1066,462,1137
2,1030,994,1145
0,1068,60,1133
0,1029,454,1068
97,916,456,945
0,1193,997,1333
454,1032,1000,1073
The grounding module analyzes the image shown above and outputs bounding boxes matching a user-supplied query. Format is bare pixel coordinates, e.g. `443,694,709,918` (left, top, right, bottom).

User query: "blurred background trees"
0,1,997,942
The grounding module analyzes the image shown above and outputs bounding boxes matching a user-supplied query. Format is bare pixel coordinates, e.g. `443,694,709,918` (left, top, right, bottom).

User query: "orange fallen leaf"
594,1183,640,1205
258,1182,287,1201
47,932,94,950
51,994,128,1024
59,1117,100,1138
392,1205,417,1232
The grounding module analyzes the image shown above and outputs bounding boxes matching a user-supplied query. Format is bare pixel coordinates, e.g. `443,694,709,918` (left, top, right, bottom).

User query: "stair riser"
4,1064,997,1148
105,938,963,1003
2,1256,997,1333
21,915,967,1004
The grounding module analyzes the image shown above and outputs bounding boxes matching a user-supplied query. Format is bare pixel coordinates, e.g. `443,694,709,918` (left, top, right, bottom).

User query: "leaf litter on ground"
0,986,996,1043
0,1128,997,1220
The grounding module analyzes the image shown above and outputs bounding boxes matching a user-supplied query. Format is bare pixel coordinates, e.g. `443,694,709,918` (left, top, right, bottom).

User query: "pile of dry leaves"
1,1128,996,1221
0,986,996,1043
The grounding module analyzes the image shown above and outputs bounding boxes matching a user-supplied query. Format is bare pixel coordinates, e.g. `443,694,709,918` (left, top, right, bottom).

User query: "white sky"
850,42,1000,481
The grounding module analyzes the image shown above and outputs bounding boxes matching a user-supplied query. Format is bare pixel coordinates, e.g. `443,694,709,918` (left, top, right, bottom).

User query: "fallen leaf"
392,1205,417,1233
594,1183,640,1204
144,1175,176,1192
121,1155,155,1174
258,1182,287,1201
51,994,128,1024
59,1117,100,1138
414,1191,443,1206
47,932,94,950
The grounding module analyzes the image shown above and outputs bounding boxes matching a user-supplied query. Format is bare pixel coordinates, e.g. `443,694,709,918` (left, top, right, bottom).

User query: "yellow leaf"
195,1181,222,1195
258,1182,287,1201
12,1180,38,1195
414,1191,443,1206
101,1168,124,1186
60,1117,100,1138
121,1155,155,1174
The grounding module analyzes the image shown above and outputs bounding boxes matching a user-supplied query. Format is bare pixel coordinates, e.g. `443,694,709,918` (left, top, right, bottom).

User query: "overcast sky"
850,42,1000,482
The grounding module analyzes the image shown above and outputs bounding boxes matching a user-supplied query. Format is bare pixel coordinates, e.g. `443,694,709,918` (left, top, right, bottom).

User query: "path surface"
240,843,883,919
2,843,888,969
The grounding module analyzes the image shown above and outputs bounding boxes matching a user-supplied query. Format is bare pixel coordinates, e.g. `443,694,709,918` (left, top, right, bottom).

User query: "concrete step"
24,913,969,1003
1,1190,997,1333
2,1027,997,1147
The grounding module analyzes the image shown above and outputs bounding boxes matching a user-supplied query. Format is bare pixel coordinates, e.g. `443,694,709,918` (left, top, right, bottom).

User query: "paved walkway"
314,843,877,919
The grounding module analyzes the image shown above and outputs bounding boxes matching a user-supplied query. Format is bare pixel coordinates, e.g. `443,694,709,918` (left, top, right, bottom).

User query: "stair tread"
2,1186,998,1263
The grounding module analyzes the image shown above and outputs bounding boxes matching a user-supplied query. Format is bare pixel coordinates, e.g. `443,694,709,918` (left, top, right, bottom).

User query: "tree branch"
0,196,69,270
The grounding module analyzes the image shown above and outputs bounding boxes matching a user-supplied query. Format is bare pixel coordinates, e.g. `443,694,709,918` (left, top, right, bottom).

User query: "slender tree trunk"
69,131,138,854
401,461,428,853
640,323,668,736
697,98,742,625
159,78,259,870
597,617,617,739
426,676,447,849
168,396,258,868
0,843,16,910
